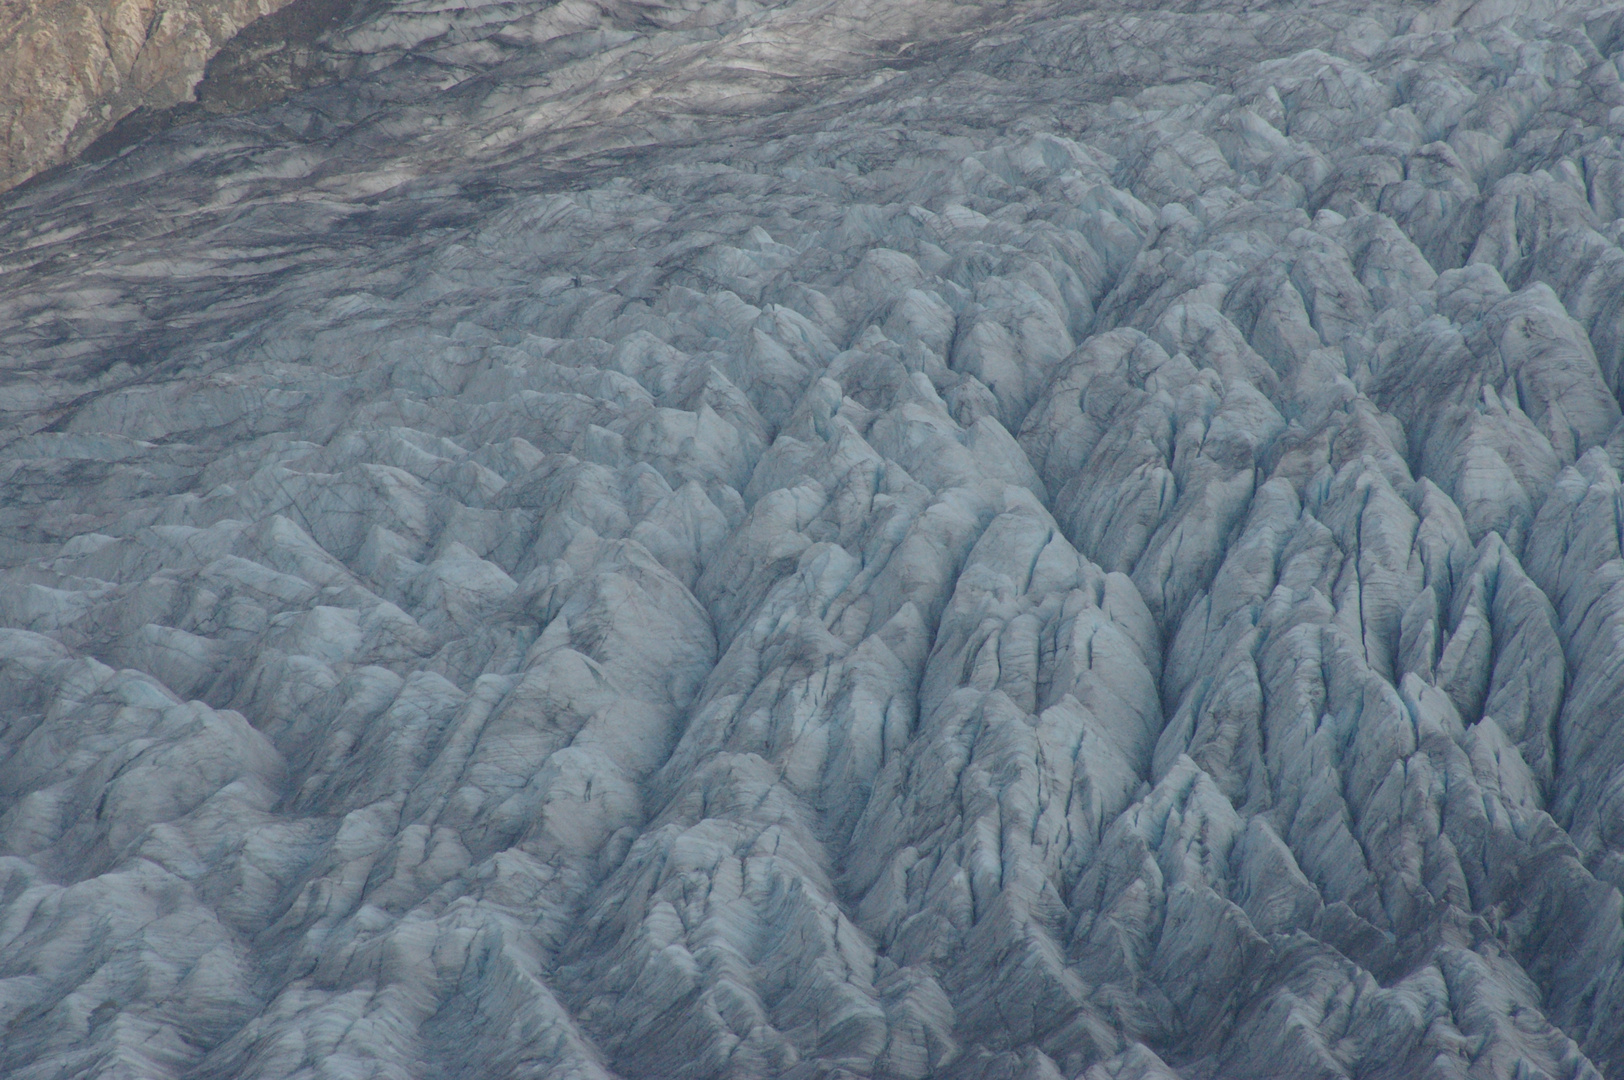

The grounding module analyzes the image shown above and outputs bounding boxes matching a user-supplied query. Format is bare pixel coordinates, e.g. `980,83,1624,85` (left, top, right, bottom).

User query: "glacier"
5,0,1624,1077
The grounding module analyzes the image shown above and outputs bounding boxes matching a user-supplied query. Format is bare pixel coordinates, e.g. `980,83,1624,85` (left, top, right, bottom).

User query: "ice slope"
5,0,1624,1077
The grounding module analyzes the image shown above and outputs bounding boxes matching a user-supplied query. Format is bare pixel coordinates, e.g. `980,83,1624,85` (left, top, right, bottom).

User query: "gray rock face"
4,0,1624,1077
0,0,309,192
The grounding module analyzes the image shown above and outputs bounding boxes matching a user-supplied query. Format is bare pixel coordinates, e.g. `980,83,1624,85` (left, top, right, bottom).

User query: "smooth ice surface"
5,0,1624,1077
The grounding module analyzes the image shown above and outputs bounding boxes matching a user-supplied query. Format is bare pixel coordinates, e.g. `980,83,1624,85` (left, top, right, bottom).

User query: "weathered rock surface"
0,0,320,191
4,0,1624,1076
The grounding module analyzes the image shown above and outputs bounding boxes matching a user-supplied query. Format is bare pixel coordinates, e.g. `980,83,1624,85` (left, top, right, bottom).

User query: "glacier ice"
5,0,1624,1076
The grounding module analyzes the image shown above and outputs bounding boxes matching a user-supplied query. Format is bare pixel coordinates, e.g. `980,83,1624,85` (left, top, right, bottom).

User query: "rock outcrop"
0,0,367,192
4,0,1624,1077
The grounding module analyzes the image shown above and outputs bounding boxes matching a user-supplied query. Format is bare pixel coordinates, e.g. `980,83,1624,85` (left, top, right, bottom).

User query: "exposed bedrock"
1,0,290,192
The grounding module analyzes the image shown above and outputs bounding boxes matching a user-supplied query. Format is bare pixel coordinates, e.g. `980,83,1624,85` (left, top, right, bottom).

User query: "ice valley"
5,0,1624,1076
